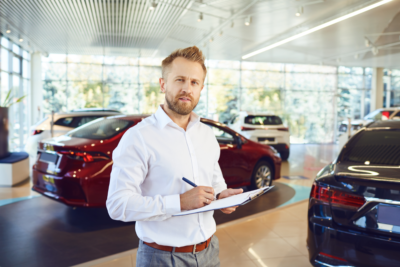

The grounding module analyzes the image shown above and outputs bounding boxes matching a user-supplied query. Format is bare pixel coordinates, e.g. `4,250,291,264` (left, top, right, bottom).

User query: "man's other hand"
218,188,243,214
180,186,215,211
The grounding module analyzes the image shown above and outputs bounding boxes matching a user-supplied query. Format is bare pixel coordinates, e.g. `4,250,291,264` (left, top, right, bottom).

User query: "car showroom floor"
0,144,339,267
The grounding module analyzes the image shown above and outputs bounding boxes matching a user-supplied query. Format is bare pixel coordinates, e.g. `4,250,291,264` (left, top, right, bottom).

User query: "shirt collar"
155,105,200,130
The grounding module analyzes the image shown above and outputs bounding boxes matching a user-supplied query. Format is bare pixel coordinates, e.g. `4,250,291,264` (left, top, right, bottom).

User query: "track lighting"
19,35,23,42
6,25,11,34
364,38,370,47
372,47,379,56
198,13,203,22
295,6,304,17
242,0,392,59
244,16,252,26
149,1,157,10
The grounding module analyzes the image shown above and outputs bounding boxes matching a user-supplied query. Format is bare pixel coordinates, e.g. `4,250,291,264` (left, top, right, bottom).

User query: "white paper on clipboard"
173,186,274,216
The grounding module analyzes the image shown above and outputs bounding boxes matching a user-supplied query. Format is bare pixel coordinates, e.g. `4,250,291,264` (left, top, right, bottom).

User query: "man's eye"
192,81,198,85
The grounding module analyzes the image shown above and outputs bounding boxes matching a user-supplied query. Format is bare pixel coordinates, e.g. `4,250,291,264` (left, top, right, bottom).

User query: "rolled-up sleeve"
106,128,181,222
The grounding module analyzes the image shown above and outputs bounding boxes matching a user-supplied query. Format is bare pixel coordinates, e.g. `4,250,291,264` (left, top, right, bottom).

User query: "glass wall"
337,66,372,131
384,69,400,107
43,54,376,144
0,35,30,151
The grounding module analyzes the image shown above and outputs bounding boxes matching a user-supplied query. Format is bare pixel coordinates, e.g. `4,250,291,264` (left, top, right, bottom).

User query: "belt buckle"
192,244,197,254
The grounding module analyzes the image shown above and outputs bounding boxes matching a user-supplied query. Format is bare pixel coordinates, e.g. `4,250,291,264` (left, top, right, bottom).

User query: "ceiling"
1,0,400,68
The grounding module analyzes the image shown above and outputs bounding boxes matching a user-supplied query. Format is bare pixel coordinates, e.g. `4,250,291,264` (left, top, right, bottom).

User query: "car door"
205,123,250,186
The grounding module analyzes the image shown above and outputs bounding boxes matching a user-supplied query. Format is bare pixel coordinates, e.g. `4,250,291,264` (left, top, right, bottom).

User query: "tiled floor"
1,144,339,266
73,200,311,267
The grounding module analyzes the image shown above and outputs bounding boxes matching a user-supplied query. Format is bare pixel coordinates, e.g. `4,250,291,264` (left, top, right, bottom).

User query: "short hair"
161,46,207,81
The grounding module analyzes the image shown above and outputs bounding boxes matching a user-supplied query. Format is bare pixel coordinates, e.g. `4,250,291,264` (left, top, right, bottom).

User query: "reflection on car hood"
340,119,372,126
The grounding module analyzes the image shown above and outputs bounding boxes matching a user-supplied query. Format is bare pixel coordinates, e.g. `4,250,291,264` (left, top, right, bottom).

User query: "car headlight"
269,146,279,156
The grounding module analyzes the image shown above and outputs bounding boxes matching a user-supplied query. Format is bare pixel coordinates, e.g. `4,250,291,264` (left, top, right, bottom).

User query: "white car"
229,112,290,160
338,108,400,134
25,109,122,158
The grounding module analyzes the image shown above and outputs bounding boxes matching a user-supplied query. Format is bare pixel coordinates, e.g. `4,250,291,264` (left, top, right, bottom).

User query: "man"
106,46,243,266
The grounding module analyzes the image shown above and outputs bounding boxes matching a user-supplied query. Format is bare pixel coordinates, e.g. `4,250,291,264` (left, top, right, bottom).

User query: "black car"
308,120,400,267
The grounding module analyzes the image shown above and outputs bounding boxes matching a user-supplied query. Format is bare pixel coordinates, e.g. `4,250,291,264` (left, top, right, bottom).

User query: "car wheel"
251,161,273,189
280,150,290,161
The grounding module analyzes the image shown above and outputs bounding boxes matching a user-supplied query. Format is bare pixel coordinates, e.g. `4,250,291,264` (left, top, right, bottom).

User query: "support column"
30,52,42,126
370,67,384,111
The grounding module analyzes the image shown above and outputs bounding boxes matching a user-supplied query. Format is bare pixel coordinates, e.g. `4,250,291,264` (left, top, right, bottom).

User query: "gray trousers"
136,236,220,267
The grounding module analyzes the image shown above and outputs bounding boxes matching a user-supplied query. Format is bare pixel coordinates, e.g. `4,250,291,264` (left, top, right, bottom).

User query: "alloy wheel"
255,165,271,188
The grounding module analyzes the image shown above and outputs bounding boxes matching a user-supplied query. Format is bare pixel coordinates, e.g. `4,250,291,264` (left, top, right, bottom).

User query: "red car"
32,115,281,207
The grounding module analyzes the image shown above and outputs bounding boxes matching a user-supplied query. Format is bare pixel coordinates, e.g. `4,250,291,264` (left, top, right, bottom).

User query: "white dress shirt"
106,105,227,247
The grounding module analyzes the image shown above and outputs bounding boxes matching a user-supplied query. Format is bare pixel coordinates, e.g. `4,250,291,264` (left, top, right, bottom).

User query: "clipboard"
173,186,274,216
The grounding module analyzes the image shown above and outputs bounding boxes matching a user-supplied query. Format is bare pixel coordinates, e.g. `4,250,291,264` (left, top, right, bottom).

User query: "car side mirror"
236,136,242,149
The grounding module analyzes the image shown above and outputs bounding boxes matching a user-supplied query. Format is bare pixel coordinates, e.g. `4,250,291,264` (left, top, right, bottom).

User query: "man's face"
160,57,204,115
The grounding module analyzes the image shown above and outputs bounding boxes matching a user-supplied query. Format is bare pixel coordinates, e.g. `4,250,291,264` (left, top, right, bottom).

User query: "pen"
182,177,197,187
182,177,216,200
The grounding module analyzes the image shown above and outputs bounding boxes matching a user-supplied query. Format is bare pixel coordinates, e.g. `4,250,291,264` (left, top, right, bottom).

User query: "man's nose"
182,80,192,94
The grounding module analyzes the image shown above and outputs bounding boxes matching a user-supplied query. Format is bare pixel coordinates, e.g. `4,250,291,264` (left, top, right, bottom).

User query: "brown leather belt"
144,236,212,253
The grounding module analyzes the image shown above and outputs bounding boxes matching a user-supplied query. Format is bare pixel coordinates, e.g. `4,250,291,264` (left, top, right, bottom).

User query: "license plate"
377,204,400,227
258,137,275,142
39,152,59,164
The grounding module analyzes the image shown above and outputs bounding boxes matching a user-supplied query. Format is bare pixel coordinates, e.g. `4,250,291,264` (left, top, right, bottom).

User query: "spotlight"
219,30,223,36
295,6,304,16
19,35,23,42
209,37,214,42
149,1,157,10
6,25,11,34
244,16,252,26
372,47,379,56
364,38,370,47
198,13,203,22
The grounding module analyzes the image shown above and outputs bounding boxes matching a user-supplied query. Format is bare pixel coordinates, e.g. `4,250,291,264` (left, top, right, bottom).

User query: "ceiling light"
209,37,214,42
219,30,223,36
231,21,234,28
354,53,359,59
364,38,370,47
6,25,11,34
244,16,252,26
295,6,304,17
372,47,379,55
198,0,206,8
19,35,23,42
242,0,392,59
198,13,203,22
149,1,157,10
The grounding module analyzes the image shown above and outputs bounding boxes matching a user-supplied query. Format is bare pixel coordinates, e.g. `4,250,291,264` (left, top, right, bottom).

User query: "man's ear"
159,78,166,93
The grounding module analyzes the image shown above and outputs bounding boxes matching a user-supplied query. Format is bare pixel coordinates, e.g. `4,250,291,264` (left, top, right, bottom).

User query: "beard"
165,91,199,116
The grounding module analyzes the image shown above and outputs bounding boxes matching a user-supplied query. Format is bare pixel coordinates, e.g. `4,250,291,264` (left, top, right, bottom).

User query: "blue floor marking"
277,183,311,208
0,195,41,207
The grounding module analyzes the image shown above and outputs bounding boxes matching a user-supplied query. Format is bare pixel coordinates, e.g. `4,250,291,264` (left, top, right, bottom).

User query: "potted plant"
0,91,26,159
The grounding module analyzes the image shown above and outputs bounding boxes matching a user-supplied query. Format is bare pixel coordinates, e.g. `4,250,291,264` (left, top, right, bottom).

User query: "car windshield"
67,117,134,140
244,115,282,125
364,110,393,121
342,130,400,165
